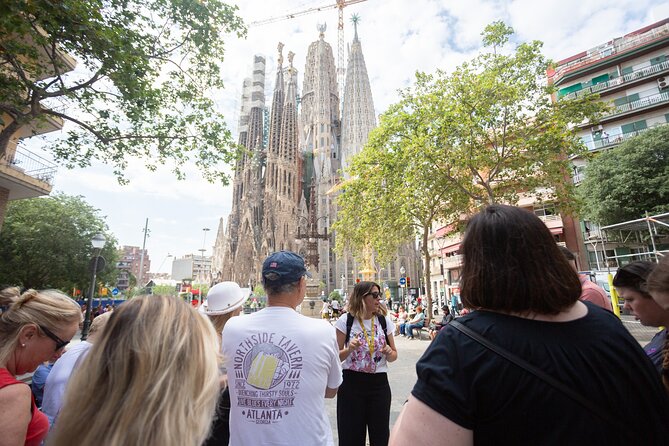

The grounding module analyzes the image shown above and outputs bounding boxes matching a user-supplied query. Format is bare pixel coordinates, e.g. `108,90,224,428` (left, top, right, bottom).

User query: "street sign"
399,277,406,286
111,288,119,296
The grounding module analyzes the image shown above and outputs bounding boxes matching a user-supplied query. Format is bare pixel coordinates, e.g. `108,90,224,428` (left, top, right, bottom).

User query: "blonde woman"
201,281,249,446
335,281,398,446
0,288,81,446
48,295,220,446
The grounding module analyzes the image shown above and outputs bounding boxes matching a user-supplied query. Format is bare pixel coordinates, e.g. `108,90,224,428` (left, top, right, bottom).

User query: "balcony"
537,214,564,235
0,145,57,199
582,121,669,152
562,59,669,100
442,254,463,269
601,90,669,121
553,22,669,83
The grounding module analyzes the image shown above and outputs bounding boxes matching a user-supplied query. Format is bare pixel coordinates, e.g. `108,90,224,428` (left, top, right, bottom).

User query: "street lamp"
198,228,210,306
399,265,406,308
295,179,328,271
81,233,106,341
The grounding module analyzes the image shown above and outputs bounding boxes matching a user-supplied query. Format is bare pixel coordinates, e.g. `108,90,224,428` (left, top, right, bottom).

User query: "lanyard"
361,317,375,357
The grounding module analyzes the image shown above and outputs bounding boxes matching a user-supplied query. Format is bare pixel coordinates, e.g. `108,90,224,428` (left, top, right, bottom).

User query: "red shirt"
0,368,49,446
579,275,613,311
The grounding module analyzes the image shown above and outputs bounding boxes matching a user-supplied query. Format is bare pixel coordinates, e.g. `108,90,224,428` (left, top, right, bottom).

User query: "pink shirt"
579,275,613,311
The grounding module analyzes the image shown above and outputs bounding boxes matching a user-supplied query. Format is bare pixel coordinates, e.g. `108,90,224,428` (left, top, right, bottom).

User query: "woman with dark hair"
390,205,669,445
613,262,669,377
335,281,398,446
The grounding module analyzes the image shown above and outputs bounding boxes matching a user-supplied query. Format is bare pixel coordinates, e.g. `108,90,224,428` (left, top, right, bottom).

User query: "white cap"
200,282,250,315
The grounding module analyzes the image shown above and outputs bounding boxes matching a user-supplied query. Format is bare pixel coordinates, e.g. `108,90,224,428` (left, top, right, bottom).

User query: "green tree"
151,284,178,297
0,0,245,183
429,21,605,211
578,125,669,225
0,193,118,290
335,22,605,318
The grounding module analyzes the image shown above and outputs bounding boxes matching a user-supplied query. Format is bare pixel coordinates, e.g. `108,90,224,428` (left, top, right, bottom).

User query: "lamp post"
198,227,210,306
295,179,328,271
81,233,106,341
399,265,406,308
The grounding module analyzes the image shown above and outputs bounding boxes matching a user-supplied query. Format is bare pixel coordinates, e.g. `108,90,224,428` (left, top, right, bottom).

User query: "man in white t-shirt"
221,251,343,446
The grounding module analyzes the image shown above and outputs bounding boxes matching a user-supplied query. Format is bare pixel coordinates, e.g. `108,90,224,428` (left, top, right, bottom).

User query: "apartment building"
0,31,76,229
171,254,212,285
548,18,669,269
116,245,151,290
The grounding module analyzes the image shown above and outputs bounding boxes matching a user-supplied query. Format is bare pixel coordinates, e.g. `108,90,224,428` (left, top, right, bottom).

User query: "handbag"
450,319,621,431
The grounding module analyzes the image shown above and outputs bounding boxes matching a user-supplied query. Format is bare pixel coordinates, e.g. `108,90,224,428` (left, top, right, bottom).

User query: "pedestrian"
42,311,113,426
396,306,408,336
646,255,669,395
221,251,343,446
49,295,220,446
30,349,64,408
0,288,81,446
335,281,397,446
321,299,332,321
404,305,425,339
201,281,249,446
331,298,340,318
613,262,669,375
648,255,669,310
390,205,669,445
428,305,453,341
559,246,612,311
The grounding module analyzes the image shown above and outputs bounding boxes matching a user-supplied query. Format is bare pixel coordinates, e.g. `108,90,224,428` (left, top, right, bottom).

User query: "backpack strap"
345,313,391,346
345,313,354,345
377,314,390,345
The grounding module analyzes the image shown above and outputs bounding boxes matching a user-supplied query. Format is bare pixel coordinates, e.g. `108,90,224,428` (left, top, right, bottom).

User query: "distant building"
548,18,669,270
171,254,212,284
116,245,151,290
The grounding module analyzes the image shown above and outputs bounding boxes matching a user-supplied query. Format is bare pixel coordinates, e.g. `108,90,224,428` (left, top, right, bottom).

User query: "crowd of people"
1,205,668,445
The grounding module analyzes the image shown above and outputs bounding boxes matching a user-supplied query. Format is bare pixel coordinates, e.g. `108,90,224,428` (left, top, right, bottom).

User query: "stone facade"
214,25,420,294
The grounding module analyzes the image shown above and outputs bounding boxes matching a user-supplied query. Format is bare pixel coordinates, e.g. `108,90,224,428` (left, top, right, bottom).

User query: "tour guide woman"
335,281,398,446
390,205,669,445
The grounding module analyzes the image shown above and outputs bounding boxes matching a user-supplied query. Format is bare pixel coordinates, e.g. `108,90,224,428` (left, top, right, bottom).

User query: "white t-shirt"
221,307,343,446
42,341,93,425
334,314,395,374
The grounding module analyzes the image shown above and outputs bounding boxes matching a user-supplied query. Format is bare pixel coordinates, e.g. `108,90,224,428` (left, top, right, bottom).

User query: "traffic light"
356,278,361,283
406,277,411,287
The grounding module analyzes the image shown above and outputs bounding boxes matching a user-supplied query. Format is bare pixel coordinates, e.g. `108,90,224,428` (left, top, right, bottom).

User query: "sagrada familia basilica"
211,21,419,294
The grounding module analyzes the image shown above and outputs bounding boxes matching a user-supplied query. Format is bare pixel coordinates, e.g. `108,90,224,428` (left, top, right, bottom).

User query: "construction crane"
249,0,369,95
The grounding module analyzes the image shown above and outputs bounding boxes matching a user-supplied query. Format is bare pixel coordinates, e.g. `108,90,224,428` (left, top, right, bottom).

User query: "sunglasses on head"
365,291,382,299
40,325,69,351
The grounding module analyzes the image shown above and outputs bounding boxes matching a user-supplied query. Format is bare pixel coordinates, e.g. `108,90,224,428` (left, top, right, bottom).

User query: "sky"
25,0,669,273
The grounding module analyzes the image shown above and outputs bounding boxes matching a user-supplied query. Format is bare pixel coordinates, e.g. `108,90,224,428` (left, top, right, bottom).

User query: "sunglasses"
40,325,70,351
365,291,382,299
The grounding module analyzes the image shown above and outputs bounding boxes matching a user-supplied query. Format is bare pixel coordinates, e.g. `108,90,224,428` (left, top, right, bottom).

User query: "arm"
336,327,361,361
389,395,473,446
325,387,338,398
0,384,32,446
382,332,398,362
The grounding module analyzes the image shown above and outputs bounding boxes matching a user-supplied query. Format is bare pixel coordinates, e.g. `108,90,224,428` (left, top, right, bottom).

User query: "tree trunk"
0,120,22,159
422,226,432,325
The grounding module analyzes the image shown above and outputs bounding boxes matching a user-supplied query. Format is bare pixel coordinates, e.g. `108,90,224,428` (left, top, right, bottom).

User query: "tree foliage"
0,193,118,290
334,22,606,317
578,125,669,225
0,0,245,183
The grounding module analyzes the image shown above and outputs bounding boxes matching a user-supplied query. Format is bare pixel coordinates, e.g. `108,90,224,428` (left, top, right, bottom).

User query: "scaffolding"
600,211,669,267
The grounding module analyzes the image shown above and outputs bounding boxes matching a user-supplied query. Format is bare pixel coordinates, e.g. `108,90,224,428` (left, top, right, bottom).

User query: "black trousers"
337,370,391,446
202,387,230,446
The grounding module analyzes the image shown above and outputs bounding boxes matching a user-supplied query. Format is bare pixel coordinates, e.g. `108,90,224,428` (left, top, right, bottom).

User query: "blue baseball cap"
262,251,312,286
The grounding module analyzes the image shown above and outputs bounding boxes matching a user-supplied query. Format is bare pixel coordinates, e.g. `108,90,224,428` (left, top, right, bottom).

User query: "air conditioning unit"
659,77,668,90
